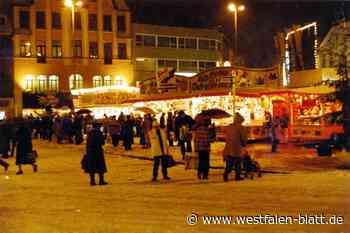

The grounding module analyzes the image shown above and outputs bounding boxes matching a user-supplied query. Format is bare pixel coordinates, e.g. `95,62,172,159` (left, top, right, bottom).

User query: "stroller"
241,148,262,180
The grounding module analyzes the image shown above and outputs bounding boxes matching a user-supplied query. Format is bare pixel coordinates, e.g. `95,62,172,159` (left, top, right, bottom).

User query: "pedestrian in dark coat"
85,123,108,186
193,118,213,180
15,123,37,175
122,115,134,150
223,113,247,182
0,122,10,171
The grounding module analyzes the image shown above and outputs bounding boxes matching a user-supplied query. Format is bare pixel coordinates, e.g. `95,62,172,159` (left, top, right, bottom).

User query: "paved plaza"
1,140,350,233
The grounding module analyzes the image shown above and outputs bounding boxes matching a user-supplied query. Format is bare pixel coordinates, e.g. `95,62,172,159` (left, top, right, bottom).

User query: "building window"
199,61,216,71
179,60,197,72
158,36,170,48
178,38,185,48
74,12,81,30
48,75,59,91
118,43,127,59
115,76,123,86
199,39,210,50
89,42,98,59
69,74,83,89
36,41,46,63
104,43,112,64
158,36,177,48
93,75,102,87
117,15,126,33
136,34,155,47
19,11,30,29
0,17,5,25
210,40,216,50
52,40,62,58
88,14,97,31
20,41,31,57
36,11,46,29
73,40,82,57
185,38,197,49
52,12,61,29
103,15,112,32
104,75,112,86
24,75,34,91
37,75,47,92
158,60,177,71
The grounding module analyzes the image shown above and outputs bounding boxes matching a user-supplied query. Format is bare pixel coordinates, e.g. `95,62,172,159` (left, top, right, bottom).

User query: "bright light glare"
75,1,83,6
238,5,245,11
65,0,73,7
228,3,236,12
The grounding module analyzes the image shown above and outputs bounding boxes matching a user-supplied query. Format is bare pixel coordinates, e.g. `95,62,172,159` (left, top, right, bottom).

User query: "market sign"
78,91,138,106
190,66,280,93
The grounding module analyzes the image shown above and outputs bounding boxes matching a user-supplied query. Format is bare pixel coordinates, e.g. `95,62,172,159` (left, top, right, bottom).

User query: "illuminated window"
37,75,47,92
89,42,98,58
115,76,123,86
24,75,34,91
73,40,82,57
104,75,112,86
93,75,102,87
48,75,59,91
52,40,62,58
69,74,83,89
20,41,31,57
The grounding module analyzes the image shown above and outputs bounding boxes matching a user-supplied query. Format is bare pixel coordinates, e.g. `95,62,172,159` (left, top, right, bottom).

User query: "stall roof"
122,86,334,104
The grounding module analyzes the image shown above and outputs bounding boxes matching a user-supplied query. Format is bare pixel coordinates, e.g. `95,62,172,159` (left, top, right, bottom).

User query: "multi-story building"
0,0,14,119
9,0,133,116
133,23,224,83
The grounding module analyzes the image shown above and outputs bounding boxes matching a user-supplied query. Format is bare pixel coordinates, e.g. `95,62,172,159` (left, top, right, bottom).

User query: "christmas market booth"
125,67,343,142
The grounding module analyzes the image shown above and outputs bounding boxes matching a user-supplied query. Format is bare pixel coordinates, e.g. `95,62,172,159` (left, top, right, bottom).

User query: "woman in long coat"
15,123,37,175
85,123,108,186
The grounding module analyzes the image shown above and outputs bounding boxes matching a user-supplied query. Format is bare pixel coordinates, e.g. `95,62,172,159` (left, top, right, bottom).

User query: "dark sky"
126,0,350,67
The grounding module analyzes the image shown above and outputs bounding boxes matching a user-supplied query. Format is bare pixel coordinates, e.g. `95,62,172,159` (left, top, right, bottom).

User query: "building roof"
133,23,223,40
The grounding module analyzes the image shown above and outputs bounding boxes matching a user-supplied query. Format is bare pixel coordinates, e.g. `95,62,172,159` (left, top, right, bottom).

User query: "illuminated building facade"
319,20,350,69
9,0,133,116
133,23,224,82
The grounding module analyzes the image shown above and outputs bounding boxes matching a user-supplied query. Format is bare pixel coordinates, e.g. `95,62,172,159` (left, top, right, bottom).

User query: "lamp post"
64,0,83,32
228,3,245,59
228,3,244,122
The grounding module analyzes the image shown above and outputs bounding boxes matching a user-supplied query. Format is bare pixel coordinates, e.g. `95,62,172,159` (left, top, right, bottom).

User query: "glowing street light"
227,3,245,122
227,3,245,57
64,0,83,32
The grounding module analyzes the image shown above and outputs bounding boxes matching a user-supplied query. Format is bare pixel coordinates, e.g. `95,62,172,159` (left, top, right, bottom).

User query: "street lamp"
228,3,244,122
64,0,83,32
227,3,245,58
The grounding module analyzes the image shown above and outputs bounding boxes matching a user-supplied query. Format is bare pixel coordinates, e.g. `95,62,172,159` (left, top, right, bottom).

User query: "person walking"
150,120,171,182
108,116,122,147
271,116,281,153
122,115,134,150
223,113,247,182
193,118,213,180
15,122,38,175
85,122,108,186
166,112,175,146
0,121,10,172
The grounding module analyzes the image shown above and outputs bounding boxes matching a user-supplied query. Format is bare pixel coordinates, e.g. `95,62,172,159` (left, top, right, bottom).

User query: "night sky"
126,0,350,67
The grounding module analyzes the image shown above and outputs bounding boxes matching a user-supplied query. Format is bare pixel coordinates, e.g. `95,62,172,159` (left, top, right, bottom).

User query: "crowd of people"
0,109,261,185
